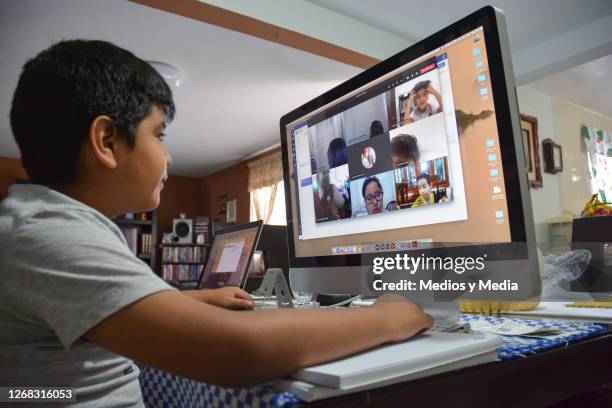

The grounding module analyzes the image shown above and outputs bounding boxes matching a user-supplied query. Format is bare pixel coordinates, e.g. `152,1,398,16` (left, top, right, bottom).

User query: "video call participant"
369,120,385,138
403,80,443,123
361,147,376,169
314,171,349,220
390,134,420,168
411,173,446,207
361,176,398,215
327,137,348,168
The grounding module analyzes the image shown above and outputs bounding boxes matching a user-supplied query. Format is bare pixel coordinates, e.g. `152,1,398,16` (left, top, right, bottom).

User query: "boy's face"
417,178,431,196
414,89,429,111
114,104,172,212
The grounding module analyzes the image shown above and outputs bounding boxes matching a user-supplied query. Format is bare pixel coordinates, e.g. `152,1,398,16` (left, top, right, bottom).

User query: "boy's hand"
426,81,440,96
196,287,255,310
372,294,433,342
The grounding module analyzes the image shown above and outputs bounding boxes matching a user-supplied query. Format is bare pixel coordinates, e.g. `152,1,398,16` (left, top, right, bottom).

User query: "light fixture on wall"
148,61,182,88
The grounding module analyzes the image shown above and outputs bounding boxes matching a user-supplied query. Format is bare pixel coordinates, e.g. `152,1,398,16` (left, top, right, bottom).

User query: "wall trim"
129,0,379,69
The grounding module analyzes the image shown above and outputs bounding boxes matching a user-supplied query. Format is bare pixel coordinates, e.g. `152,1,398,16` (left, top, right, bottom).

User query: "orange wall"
158,174,204,234
155,174,204,272
0,157,28,200
200,162,250,224
1,155,256,272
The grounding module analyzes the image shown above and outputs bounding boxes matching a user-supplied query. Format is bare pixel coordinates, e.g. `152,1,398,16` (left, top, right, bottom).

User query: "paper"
215,240,245,273
469,320,560,336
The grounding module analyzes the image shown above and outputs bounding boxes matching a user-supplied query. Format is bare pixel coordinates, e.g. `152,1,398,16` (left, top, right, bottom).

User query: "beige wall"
554,98,612,214
516,85,563,245
511,86,612,246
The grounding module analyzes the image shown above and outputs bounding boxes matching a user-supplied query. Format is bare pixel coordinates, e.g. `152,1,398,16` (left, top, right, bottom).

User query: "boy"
412,173,445,207
403,80,443,123
390,134,420,168
0,40,432,406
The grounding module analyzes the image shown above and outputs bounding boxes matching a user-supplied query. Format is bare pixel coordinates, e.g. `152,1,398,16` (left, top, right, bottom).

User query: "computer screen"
283,23,516,260
198,221,263,289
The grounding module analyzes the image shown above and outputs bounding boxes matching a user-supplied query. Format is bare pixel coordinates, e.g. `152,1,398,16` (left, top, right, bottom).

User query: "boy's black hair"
417,172,432,185
411,80,431,94
369,120,384,137
327,137,348,168
10,39,176,185
390,134,420,164
362,176,383,199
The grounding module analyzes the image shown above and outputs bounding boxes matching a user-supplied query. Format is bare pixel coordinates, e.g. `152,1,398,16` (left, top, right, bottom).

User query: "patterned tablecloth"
139,314,608,408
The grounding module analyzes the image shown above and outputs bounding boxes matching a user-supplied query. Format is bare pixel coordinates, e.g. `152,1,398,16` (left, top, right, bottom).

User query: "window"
247,150,286,225
583,125,612,203
249,181,286,225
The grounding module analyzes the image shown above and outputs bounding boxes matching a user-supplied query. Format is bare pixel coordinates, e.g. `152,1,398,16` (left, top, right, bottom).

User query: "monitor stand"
255,268,294,308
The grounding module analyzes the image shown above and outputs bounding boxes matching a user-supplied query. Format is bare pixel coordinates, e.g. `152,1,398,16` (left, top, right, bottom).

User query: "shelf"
162,262,205,265
165,279,199,283
159,243,209,247
115,219,153,226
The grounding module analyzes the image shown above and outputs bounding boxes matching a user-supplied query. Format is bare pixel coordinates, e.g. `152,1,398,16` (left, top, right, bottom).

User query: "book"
289,331,501,390
162,246,207,263
162,264,204,282
272,349,497,402
120,226,138,256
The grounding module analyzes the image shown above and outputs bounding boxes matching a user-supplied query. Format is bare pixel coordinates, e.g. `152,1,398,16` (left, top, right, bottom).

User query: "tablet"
197,220,263,290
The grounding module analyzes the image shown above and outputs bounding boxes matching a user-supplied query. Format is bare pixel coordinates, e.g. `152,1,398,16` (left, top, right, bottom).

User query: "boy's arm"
427,83,443,113
403,92,415,123
85,291,431,387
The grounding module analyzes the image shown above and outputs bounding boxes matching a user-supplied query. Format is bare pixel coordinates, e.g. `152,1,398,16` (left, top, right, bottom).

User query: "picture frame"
226,199,237,223
542,138,563,173
217,195,227,214
520,114,542,188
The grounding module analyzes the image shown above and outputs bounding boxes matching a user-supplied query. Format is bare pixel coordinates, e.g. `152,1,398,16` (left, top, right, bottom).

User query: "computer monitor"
280,6,540,300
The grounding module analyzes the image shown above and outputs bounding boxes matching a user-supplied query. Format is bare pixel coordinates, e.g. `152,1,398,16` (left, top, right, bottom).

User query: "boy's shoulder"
0,184,123,251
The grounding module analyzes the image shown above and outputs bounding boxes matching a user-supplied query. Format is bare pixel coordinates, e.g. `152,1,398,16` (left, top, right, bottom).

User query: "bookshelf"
160,243,209,284
113,211,158,269
160,216,212,286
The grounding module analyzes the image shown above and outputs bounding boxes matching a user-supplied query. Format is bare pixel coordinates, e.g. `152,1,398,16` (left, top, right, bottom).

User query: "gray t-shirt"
0,184,176,407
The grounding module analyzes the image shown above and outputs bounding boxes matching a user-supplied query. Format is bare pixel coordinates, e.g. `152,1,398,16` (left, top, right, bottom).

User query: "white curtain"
248,152,285,224
582,124,612,203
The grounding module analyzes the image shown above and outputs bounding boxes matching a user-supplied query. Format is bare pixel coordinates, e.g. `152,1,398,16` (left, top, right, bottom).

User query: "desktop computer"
279,6,540,303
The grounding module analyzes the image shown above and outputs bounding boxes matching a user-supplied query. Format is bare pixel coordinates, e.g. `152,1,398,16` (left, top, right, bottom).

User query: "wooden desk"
308,333,612,408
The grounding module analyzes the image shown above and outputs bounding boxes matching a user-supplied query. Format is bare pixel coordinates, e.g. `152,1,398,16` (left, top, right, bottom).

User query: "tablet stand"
254,268,294,308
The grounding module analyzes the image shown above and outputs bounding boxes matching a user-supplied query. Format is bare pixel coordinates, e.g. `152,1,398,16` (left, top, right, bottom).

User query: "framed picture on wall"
225,198,237,224
542,138,563,173
520,114,543,188
226,199,237,223
217,195,227,214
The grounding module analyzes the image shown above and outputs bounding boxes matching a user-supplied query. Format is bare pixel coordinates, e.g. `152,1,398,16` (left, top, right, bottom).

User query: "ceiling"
307,0,612,54
0,0,360,176
1,0,610,177
529,54,612,118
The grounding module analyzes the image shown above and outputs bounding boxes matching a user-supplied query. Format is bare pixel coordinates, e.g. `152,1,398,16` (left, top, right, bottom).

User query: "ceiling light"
148,61,182,88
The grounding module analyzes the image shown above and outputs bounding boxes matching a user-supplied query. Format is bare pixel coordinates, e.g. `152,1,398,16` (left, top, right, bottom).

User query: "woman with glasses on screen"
362,176,398,215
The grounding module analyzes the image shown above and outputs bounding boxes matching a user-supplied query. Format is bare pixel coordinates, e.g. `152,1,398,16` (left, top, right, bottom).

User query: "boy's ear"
89,115,119,170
